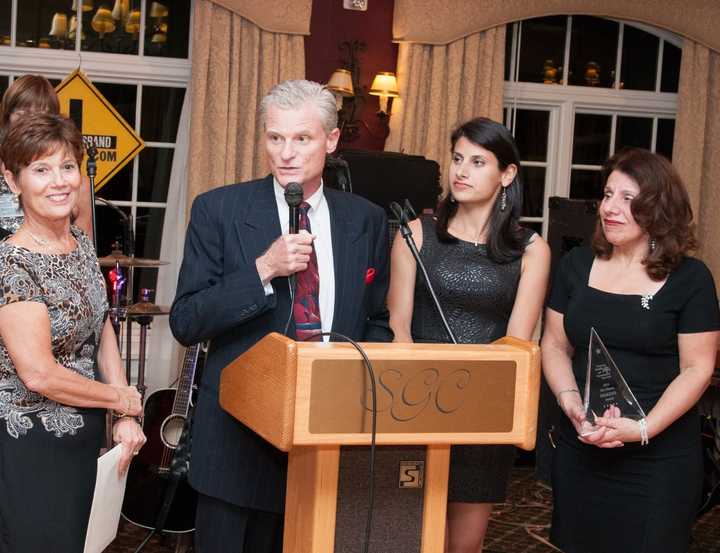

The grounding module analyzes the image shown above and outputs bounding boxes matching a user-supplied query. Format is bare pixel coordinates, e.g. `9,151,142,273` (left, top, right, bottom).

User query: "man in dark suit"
169,80,390,553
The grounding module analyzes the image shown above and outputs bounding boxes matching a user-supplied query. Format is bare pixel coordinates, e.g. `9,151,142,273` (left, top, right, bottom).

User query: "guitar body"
121,388,198,533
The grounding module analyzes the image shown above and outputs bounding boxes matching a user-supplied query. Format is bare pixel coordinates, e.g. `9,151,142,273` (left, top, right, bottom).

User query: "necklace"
27,229,51,247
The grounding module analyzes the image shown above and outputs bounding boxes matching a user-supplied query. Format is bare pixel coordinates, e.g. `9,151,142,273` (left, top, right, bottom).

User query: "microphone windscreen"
284,182,304,208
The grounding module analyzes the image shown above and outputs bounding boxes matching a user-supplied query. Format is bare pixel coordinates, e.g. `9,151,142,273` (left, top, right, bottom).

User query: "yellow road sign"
55,69,144,192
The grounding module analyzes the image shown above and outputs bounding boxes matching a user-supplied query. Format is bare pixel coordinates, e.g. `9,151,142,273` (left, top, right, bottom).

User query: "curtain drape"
186,0,305,210
673,41,720,286
144,88,191,391
384,26,506,178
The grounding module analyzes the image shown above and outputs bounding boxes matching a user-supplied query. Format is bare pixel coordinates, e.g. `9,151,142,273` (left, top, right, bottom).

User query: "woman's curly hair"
592,148,697,281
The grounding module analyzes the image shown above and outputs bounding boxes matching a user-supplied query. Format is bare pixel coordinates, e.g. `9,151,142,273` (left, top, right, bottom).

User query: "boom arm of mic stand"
86,145,98,251
390,203,458,344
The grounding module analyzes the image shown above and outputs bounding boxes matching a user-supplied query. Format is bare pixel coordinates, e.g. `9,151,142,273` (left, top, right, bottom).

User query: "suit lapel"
236,175,281,262
326,189,366,335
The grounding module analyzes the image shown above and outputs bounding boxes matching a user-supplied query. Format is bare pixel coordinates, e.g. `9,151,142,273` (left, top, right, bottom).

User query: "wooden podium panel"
219,334,541,553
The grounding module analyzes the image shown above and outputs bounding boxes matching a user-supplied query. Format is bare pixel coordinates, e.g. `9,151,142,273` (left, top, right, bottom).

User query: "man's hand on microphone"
256,231,315,285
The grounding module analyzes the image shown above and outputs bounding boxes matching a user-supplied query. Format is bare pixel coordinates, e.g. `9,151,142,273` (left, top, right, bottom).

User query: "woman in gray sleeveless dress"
388,117,550,553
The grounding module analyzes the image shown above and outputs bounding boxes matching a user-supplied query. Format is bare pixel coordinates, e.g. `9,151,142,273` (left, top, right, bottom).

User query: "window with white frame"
0,0,192,301
503,15,681,237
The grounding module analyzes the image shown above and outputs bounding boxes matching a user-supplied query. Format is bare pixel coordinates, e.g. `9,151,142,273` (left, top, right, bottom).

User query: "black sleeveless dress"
411,216,532,502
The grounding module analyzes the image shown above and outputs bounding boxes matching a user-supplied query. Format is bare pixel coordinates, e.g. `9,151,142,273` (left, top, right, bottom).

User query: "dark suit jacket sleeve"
169,192,277,346
363,206,393,342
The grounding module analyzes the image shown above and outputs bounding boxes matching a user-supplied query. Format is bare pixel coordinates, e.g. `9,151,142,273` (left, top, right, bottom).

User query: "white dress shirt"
270,179,336,338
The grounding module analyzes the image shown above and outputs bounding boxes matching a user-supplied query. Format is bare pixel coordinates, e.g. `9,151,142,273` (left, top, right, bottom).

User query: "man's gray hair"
260,80,338,134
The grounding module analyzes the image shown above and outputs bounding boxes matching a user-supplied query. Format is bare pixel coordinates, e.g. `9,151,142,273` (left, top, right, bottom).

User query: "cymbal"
126,302,171,317
98,252,169,268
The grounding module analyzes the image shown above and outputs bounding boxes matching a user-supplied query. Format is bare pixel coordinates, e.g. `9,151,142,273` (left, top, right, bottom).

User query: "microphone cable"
389,201,458,344
299,331,378,553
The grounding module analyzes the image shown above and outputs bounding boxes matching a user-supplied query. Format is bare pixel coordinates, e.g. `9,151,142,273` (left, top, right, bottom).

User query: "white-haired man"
170,80,391,552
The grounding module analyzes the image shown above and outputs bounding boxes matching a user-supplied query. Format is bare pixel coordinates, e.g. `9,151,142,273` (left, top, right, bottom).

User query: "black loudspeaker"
535,197,599,484
328,149,441,215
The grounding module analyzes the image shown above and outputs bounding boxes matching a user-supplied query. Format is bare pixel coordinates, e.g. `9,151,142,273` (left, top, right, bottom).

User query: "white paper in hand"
83,444,129,553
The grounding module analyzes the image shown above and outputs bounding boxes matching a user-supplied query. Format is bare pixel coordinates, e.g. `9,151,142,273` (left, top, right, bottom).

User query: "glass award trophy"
581,327,646,435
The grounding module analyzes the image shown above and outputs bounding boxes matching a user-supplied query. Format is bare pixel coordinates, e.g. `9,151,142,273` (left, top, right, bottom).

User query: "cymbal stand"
108,260,127,348
132,288,154,401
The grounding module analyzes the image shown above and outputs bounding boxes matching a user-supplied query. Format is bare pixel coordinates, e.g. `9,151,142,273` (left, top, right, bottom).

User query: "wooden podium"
219,333,540,553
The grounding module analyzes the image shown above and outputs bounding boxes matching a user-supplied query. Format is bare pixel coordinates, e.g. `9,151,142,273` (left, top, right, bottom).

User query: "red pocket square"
365,268,376,285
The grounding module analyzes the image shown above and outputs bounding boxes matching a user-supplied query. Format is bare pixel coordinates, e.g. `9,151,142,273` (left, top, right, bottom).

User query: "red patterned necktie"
293,202,322,341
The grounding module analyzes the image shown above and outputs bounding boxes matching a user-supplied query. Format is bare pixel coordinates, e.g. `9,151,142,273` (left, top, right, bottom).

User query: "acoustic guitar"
121,344,202,533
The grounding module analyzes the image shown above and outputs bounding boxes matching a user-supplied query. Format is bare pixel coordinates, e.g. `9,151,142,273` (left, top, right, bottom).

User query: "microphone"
389,200,458,344
284,182,304,234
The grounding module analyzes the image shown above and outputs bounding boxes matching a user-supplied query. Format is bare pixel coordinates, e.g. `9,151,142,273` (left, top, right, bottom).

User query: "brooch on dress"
640,293,654,310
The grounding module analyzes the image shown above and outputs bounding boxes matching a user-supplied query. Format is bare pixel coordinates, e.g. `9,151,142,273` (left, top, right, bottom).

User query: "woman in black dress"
0,113,146,552
542,148,720,553
388,117,550,552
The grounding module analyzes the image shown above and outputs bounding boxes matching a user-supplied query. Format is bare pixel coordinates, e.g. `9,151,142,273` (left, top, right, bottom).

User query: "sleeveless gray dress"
411,215,531,502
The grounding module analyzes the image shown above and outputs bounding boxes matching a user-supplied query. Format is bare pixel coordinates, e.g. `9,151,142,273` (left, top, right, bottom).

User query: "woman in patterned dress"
0,113,145,552
0,74,93,237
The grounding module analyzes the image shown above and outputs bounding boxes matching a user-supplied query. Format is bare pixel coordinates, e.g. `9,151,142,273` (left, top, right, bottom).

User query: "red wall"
305,0,398,151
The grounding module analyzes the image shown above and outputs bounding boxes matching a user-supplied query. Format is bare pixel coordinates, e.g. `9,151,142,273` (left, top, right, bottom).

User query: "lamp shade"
125,9,141,34
91,6,116,35
149,2,169,18
369,72,399,98
326,68,354,97
72,0,94,12
111,0,129,22
49,13,68,38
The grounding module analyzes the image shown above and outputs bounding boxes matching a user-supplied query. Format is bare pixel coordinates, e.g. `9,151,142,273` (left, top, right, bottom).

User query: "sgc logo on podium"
398,460,425,488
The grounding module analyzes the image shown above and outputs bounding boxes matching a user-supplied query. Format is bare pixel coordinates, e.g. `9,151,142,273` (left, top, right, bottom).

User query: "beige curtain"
187,0,305,208
385,26,506,177
393,0,720,53
673,41,720,285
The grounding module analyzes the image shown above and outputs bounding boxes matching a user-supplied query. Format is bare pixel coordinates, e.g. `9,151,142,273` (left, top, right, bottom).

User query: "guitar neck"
171,344,201,417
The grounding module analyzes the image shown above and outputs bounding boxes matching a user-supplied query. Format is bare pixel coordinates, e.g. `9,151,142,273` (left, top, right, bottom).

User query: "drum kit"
101,246,170,399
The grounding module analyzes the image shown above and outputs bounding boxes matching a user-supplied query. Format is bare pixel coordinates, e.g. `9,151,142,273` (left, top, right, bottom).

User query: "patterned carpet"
106,466,720,553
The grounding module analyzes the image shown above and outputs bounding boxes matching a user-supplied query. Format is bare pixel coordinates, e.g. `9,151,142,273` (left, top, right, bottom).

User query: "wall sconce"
368,72,399,117
327,68,354,110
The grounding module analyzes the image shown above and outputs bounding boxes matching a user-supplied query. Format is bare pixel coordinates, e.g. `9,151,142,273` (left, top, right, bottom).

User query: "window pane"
138,147,173,203
0,75,8,98
96,204,131,258
570,169,603,200
521,221,543,236
572,113,611,164
17,0,75,50
143,0,191,59
522,166,545,217
514,109,549,162
661,41,681,93
0,0,10,46
133,207,167,299
141,86,185,142
620,26,658,91
616,116,653,152
568,16,619,88
94,82,137,129
656,118,675,160
518,16,567,84
81,3,140,54
97,160,133,202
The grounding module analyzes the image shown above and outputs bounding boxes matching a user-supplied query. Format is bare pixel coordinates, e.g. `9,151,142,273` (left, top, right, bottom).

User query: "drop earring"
649,238,657,253
499,187,507,212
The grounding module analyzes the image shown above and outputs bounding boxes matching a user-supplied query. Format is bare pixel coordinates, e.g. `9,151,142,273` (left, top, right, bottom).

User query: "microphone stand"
86,145,98,251
389,201,458,344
